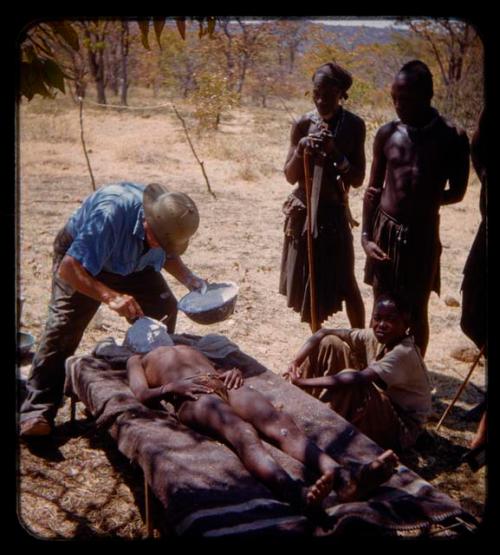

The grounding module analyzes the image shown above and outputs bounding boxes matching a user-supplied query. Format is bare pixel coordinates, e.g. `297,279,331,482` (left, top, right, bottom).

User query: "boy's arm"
127,355,215,407
361,126,390,261
284,328,353,380
441,130,470,206
292,365,380,389
127,354,168,406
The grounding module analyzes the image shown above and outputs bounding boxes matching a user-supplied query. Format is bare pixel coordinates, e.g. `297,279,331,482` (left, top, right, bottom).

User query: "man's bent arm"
58,255,144,318
59,254,123,304
284,119,306,185
163,255,203,291
441,131,470,205
362,127,387,239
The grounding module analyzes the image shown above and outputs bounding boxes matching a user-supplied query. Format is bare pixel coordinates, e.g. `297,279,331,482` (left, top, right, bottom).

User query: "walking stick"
303,150,319,332
435,345,485,431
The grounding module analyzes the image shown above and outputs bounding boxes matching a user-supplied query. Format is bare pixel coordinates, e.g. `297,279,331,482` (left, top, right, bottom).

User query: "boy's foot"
20,416,52,438
305,470,336,508
336,450,399,502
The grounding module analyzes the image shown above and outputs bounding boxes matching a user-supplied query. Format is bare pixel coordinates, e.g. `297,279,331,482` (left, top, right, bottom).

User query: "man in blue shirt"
20,182,207,437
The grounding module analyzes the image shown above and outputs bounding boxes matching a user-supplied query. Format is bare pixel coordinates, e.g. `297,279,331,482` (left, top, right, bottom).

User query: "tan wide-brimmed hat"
143,183,199,255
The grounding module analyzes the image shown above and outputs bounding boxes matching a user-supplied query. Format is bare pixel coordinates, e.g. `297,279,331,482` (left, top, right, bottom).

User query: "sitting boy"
127,341,399,513
284,294,431,452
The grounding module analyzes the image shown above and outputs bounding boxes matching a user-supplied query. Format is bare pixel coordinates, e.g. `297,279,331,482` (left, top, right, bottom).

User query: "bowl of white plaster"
178,282,239,325
18,332,35,356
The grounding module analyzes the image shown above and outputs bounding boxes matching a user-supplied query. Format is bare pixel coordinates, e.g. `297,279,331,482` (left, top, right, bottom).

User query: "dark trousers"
20,227,178,424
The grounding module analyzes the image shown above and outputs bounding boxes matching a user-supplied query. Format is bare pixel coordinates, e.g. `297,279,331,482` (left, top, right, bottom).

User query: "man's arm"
441,130,470,206
58,254,144,319
284,117,309,185
361,126,390,261
339,117,366,189
163,255,206,292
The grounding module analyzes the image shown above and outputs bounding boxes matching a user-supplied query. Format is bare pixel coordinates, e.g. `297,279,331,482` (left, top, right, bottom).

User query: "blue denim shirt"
65,182,166,276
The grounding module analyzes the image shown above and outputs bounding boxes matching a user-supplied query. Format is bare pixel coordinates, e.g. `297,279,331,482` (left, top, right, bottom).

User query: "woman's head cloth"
313,62,353,100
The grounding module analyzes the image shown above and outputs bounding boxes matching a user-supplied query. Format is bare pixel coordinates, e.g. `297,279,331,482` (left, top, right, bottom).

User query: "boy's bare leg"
177,393,311,507
227,386,340,476
309,450,399,503
228,387,399,504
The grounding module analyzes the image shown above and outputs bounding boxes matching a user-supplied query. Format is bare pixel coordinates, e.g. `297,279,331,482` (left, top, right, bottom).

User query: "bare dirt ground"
17,91,486,539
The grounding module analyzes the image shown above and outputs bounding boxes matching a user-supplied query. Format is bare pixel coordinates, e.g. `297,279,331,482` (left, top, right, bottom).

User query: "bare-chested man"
127,344,399,513
362,60,470,356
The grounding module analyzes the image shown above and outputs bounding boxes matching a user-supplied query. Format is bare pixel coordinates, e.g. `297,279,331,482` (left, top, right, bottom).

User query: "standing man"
362,60,470,356
20,182,207,437
280,62,366,331
460,108,487,467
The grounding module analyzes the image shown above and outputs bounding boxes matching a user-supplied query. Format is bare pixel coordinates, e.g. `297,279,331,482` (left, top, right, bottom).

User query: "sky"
310,17,408,28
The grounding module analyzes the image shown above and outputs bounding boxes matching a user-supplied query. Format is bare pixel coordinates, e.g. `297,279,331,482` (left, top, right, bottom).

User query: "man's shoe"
20,416,52,437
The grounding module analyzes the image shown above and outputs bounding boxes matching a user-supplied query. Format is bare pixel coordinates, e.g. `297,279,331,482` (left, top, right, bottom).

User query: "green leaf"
175,17,186,40
19,60,53,100
48,21,80,50
137,20,150,50
42,58,66,93
153,18,165,49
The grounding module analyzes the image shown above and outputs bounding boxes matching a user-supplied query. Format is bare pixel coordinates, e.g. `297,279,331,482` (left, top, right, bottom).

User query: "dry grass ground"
17,89,486,539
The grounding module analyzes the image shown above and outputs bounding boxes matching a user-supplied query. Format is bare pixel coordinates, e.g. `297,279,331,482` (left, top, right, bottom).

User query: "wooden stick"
171,104,217,200
436,345,485,431
304,150,319,332
78,97,96,191
144,473,154,538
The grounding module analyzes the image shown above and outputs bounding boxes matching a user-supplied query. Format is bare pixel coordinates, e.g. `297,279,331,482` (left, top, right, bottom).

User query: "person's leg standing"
20,265,100,434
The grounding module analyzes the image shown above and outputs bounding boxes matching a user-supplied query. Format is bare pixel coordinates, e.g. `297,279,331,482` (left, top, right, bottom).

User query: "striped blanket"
64,335,469,538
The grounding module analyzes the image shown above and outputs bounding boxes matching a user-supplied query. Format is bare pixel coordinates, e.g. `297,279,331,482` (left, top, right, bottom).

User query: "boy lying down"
126,324,399,514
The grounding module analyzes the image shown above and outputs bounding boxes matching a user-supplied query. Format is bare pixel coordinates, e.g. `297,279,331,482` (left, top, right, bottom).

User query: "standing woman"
279,62,366,330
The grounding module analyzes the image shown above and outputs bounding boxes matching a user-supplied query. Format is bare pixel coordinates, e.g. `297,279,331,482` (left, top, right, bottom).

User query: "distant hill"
312,23,410,49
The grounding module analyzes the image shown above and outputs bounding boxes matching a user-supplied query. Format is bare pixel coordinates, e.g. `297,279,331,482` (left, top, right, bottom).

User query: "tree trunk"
119,21,129,106
84,23,108,105
95,48,107,104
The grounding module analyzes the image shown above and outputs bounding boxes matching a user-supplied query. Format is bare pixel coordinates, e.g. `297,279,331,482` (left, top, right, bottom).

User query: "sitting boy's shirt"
343,328,432,426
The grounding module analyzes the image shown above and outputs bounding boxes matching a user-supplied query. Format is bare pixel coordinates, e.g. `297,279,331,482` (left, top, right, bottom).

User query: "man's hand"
221,368,244,389
297,135,326,156
107,293,144,320
162,378,213,401
185,272,208,294
364,186,382,203
361,238,390,262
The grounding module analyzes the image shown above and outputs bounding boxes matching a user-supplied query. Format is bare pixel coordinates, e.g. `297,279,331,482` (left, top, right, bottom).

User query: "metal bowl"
178,281,239,325
18,331,35,356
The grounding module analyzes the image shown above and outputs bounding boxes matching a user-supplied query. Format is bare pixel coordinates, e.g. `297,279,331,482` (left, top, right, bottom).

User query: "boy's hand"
162,378,213,401
221,368,244,389
283,360,302,382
